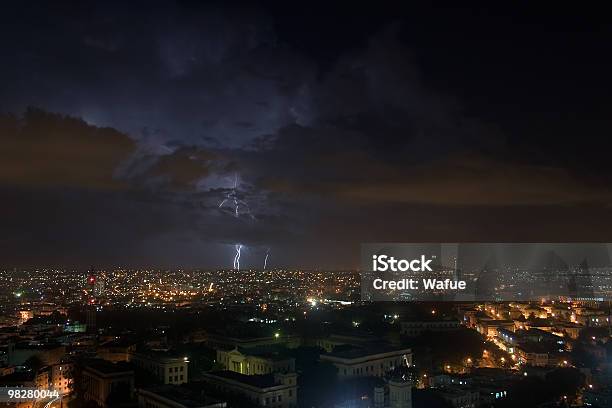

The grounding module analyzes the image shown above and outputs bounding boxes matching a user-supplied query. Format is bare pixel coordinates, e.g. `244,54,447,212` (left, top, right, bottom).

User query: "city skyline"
1,263,610,407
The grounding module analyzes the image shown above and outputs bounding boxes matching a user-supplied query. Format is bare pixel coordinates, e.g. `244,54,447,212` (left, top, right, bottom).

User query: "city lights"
1,3,611,408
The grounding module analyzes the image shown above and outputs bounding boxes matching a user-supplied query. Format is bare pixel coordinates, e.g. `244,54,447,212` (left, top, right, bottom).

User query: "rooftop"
0,370,36,385
205,370,280,389
517,342,556,354
436,386,477,398
83,359,134,375
324,345,410,360
140,385,225,408
237,345,293,361
13,342,63,350
132,349,187,362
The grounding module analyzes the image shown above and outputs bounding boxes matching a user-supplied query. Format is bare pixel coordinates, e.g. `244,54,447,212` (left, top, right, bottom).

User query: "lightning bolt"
264,249,270,270
233,244,242,270
217,174,257,268
233,174,239,217
218,173,255,220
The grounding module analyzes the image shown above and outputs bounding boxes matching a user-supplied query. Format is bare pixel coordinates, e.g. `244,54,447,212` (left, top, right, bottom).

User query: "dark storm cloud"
1,2,612,268
0,2,314,150
0,109,303,267
0,109,135,190
248,144,612,207
143,148,217,191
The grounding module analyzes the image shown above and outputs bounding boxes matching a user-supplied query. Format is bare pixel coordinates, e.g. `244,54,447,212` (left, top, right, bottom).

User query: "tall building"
82,359,135,408
48,363,73,395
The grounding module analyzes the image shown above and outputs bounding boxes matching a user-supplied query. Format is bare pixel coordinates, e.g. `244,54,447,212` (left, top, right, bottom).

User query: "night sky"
1,2,612,269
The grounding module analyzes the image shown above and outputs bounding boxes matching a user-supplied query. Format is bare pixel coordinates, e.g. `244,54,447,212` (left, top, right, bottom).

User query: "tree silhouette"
24,355,44,372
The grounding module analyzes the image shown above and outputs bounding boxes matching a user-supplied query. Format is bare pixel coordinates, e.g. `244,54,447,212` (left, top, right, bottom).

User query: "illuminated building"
475,319,514,338
47,363,73,395
515,343,554,367
216,346,295,375
17,310,33,325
